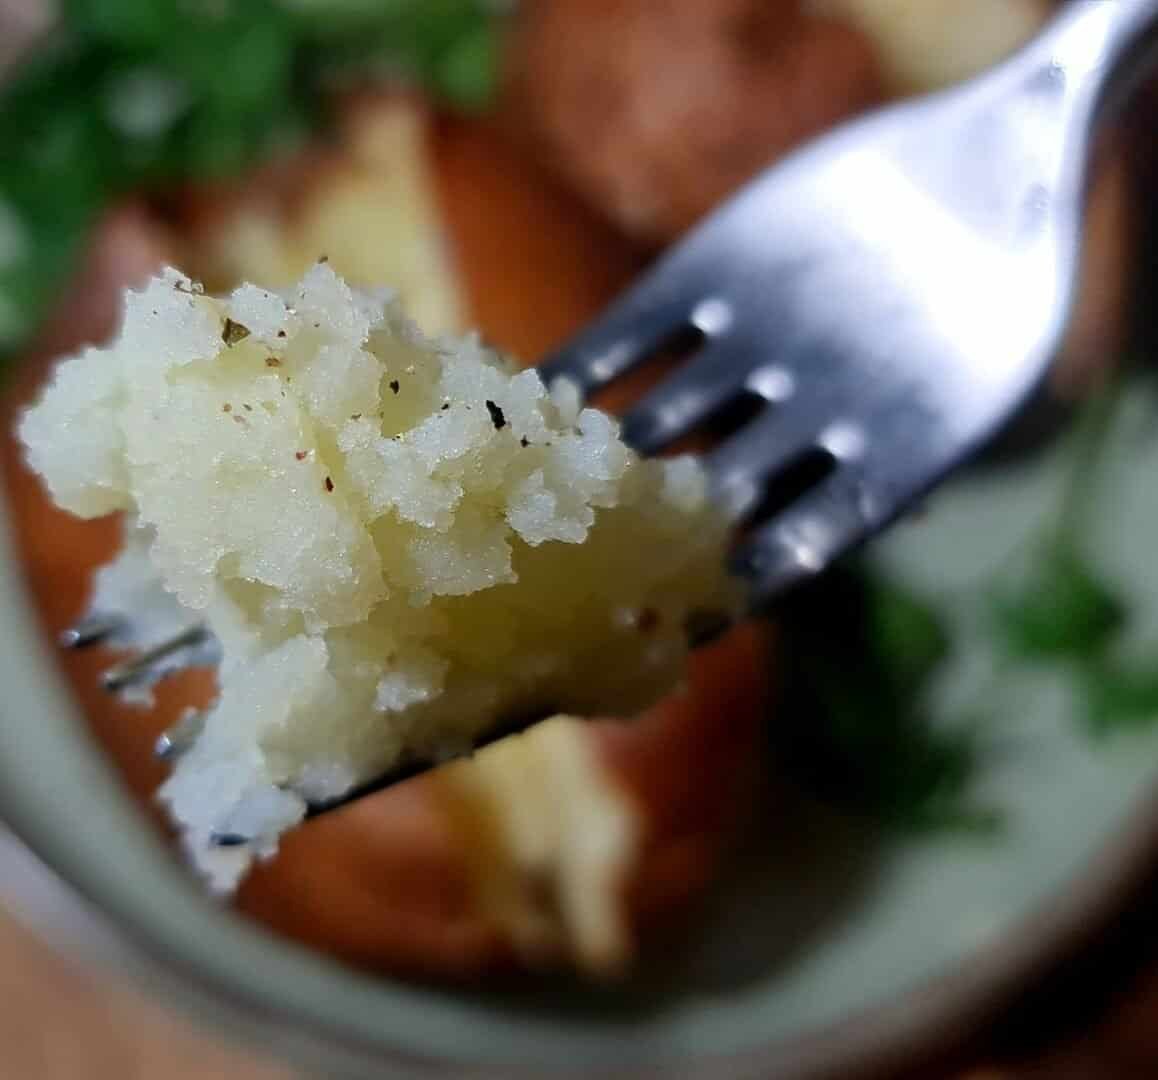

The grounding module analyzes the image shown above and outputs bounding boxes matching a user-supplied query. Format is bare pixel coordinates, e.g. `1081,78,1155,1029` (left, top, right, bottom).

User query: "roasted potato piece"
236,623,773,979
177,95,465,337
507,0,884,243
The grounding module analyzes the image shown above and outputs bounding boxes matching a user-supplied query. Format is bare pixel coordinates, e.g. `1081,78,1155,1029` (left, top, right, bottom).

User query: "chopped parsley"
775,568,997,834
778,375,1158,833
986,382,1158,739
0,0,503,361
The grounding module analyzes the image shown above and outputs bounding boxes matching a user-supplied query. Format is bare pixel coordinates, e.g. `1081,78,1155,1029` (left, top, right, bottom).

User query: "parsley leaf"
989,544,1125,661
1081,658,1158,739
0,0,502,360
774,569,997,834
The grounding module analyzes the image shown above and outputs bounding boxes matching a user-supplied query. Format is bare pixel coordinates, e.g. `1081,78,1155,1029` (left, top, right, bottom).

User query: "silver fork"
543,0,1157,597
64,0,1158,820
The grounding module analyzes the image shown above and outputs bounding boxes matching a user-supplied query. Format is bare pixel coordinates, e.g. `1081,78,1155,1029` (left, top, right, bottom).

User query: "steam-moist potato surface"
19,264,738,890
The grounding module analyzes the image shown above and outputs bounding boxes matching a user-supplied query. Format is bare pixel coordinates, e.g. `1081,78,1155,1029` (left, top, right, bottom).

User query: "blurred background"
2,1,1158,1077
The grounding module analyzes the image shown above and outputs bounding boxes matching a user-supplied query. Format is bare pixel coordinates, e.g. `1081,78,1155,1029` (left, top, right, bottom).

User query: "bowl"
4,371,1158,1077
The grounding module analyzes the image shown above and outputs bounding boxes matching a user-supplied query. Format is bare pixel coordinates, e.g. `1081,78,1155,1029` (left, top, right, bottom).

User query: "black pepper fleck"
276,330,287,338
265,357,282,367
243,403,253,412
389,380,400,394
520,437,529,448
441,402,450,411
485,400,506,430
350,413,362,420
324,476,334,492
222,318,251,345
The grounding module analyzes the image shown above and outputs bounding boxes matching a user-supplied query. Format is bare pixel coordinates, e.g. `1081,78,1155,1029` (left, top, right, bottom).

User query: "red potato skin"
506,0,886,244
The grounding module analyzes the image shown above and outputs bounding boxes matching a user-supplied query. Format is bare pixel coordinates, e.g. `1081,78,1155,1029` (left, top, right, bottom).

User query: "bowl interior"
4,378,1158,1077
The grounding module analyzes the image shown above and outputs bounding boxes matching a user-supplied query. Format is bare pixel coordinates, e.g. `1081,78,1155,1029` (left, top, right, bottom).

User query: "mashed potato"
20,264,739,890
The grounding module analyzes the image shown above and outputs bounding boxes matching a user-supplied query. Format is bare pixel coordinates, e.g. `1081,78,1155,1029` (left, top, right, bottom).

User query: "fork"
64,0,1158,822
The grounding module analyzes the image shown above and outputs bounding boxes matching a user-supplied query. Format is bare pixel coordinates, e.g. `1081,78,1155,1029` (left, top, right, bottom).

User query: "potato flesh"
20,265,738,890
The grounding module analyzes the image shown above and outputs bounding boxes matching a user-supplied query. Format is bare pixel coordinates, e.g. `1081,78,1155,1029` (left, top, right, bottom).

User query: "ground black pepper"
222,318,251,345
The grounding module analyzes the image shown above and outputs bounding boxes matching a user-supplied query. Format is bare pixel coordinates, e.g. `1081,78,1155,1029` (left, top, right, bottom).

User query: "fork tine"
155,709,207,761
101,624,210,693
706,404,825,511
60,613,125,649
619,343,739,455
732,465,885,606
538,267,705,397
620,340,802,456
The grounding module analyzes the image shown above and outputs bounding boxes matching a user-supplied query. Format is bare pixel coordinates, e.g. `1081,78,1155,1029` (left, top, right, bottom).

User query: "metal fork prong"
538,278,704,398
101,625,210,693
707,407,825,512
60,614,126,649
620,345,800,456
732,467,881,605
619,346,741,455
155,709,207,761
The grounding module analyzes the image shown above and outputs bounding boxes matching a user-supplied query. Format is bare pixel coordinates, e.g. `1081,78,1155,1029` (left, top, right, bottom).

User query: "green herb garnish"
0,0,502,360
990,544,1125,660
775,569,998,834
1080,657,1158,738
989,384,1126,662
777,374,1158,832
988,380,1158,737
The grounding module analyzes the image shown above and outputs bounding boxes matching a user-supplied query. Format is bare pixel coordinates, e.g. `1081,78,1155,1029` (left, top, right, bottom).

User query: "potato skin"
506,0,885,243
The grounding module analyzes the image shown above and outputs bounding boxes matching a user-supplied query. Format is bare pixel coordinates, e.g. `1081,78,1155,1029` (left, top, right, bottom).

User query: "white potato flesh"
21,264,739,890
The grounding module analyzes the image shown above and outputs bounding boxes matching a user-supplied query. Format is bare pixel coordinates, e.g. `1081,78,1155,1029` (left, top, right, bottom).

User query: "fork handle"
1040,0,1158,118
